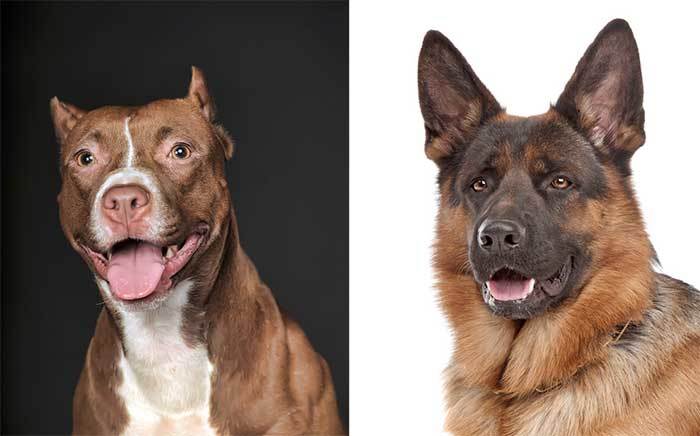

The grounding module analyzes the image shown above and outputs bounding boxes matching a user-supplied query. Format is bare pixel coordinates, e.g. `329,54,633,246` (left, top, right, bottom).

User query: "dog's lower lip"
539,256,574,297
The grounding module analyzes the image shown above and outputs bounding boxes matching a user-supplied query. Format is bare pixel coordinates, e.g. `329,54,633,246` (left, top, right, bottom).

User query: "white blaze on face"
124,116,136,168
89,117,166,248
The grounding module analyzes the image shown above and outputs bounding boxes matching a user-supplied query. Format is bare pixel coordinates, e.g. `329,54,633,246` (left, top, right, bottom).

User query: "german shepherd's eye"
170,143,192,160
471,177,488,192
551,175,573,190
76,150,95,167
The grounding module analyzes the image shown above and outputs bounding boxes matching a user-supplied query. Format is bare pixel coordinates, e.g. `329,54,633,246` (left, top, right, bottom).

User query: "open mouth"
81,225,208,302
483,256,574,303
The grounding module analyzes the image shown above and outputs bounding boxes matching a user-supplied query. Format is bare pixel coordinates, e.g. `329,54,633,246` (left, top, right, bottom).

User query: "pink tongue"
488,278,535,301
106,241,165,300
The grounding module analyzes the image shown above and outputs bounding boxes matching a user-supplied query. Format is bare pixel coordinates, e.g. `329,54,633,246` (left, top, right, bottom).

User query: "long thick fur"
436,160,700,436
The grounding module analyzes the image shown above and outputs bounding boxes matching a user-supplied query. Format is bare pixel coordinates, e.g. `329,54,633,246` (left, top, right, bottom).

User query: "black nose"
478,219,526,252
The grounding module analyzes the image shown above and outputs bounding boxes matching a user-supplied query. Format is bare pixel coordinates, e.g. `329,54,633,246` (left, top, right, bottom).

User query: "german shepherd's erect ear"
555,19,645,172
418,30,502,162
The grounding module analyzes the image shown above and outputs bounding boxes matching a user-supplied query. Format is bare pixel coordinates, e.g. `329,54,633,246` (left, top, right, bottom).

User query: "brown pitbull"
51,67,344,435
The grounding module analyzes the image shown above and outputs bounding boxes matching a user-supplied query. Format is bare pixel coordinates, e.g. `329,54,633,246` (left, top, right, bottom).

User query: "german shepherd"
417,19,700,435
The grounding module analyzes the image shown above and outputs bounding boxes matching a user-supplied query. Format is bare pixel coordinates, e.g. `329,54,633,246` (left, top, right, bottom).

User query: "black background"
1,2,348,433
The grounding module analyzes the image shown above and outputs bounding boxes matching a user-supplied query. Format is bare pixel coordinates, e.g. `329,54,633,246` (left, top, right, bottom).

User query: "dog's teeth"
165,245,177,259
527,278,536,294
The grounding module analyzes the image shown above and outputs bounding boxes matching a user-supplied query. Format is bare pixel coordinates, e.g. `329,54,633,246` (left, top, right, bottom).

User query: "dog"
51,67,344,435
417,19,700,435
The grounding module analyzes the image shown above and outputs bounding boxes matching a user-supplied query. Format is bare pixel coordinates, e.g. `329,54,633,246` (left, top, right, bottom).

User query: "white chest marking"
102,280,217,435
124,116,135,168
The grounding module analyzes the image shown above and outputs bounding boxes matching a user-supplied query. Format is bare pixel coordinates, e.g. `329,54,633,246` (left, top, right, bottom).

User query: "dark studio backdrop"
1,1,348,433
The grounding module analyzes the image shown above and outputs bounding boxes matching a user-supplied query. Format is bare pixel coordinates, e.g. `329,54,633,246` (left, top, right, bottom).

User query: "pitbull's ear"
555,19,645,166
213,124,235,160
418,30,502,162
50,97,86,144
188,67,232,159
188,66,216,121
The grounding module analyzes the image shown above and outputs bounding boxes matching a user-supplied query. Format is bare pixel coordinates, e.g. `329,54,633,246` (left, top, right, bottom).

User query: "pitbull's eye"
170,143,192,160
471,177,488,192
551,175,573,190
76,150,95,167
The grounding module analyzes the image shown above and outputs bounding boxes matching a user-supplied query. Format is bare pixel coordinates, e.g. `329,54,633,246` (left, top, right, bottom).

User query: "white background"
349,1,700,434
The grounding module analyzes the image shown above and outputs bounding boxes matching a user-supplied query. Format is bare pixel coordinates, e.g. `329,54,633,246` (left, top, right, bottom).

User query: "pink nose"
101,185,151,229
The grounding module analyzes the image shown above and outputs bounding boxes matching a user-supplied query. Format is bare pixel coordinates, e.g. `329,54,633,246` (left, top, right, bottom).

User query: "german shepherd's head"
419,19,654,321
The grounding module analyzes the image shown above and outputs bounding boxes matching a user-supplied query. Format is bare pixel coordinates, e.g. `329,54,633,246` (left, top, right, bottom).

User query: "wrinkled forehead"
458,115,600,177
63,99,212,153
128,99,212,141
62,106,131,152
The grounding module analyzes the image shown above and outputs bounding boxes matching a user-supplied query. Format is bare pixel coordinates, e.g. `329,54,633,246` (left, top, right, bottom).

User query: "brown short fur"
53,67,345,435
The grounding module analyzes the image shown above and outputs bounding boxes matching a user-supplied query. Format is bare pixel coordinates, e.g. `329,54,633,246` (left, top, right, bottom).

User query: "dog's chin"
477,256,576,319
80,223,209,311
97,277,180,313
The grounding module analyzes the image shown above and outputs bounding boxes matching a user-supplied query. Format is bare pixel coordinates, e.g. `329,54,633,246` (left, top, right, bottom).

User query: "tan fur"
419,24,699,436
436,145,700,435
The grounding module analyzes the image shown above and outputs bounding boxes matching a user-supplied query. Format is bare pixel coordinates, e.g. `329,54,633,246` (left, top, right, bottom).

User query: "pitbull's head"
52,67,234,312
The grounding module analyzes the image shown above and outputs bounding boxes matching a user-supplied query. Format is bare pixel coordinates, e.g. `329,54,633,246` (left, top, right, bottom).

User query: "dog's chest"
115,281,218,435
